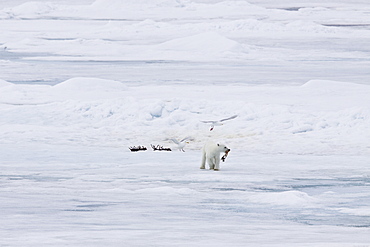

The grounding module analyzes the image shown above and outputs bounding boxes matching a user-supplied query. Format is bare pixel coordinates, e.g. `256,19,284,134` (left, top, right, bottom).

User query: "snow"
156,32,246,60
1,0,370,246
1,146,369,246
2,78,369,155
0,78,12,87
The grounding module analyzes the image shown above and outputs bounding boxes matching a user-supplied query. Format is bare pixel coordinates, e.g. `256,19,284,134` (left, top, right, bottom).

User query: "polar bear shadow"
200,141,230,171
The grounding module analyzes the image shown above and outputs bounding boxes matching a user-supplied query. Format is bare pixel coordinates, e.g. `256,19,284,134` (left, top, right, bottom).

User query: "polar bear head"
217,143,230,153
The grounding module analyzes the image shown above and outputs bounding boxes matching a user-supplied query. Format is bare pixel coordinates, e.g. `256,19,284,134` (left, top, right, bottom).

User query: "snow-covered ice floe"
1,0,370,85
1,0,370,246
1,77,370,155
1,144,369,246
1,77,370,246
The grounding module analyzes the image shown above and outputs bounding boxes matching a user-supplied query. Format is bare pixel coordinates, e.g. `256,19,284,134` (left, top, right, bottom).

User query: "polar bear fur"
200,142,230,171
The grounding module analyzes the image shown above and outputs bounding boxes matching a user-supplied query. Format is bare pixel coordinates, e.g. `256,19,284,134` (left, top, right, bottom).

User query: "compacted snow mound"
159,32,244,54
301,79,369,92
91,0,187,8
157,32,246,60
299,80,370,110
0,79,12,87
2,2,56,18
51,77,128,100
53,77,128,92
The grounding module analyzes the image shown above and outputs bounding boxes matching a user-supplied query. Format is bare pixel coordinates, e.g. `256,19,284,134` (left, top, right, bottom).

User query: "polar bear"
200,142,230,171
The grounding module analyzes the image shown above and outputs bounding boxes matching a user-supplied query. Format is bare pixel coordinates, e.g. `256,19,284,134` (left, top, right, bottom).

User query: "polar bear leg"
207,157,215,170
214,156,221,170
200,152,206,169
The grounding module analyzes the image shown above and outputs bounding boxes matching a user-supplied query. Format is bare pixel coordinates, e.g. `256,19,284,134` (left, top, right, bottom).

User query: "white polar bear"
200,142,230,171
